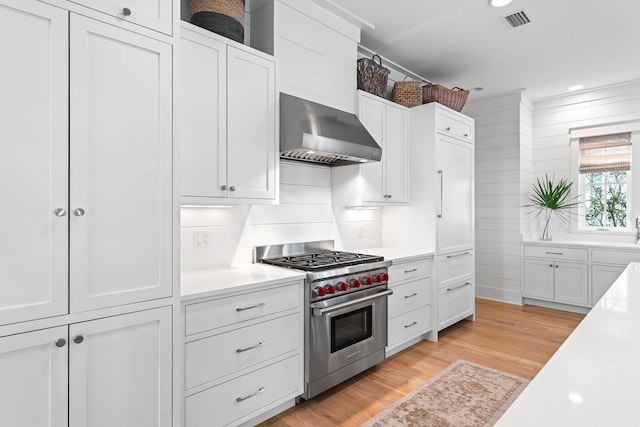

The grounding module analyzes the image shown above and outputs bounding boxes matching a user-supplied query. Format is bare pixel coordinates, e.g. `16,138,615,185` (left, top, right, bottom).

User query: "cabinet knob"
74,208,85,217
446,127,451,131
229,186,236,192
122,7,132,16
464,133,469,137
55,338,66,348
549,264,553,267
220,185,227,191
54,208,67,217
73,335,84,344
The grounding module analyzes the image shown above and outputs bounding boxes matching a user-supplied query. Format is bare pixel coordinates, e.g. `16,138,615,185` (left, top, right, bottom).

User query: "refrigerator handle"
437,170,443,218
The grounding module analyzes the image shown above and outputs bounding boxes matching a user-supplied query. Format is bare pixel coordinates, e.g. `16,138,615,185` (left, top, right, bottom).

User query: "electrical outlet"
194,230,210,249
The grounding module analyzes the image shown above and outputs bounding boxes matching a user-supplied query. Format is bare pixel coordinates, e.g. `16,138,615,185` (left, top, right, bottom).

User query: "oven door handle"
311,289,393,317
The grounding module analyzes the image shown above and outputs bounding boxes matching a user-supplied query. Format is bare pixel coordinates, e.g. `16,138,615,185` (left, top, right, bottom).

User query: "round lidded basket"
189,0,246,44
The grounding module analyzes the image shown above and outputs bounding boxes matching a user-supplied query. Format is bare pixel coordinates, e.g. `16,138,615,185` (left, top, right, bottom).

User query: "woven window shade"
579,132,631,174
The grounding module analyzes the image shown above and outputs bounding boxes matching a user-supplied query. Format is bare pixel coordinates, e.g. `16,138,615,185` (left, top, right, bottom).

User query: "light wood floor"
259,298,584,427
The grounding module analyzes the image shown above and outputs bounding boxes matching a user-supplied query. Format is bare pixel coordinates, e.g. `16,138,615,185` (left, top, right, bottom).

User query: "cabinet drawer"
389,258,431,284
437,281,474,331
68,0,173,35
185,355,301,427
388,278,430,316
591,249,640,265
185,313,300,390
523,245,587,262
437,251,473,289
185,283,300,336
387,305,431,348
436,108,473,141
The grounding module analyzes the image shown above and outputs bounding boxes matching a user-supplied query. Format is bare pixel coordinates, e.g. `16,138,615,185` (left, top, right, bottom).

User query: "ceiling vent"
503,10,531,28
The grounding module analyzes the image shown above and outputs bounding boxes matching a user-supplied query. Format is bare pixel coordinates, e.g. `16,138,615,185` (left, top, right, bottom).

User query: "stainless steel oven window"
330,305,373,353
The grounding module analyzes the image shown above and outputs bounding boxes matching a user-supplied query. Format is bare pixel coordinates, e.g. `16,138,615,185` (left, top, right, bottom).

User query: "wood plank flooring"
259,298,585,427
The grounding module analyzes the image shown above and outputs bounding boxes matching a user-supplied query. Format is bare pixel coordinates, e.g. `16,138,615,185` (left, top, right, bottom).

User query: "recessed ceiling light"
469,87,484,92
490,0,513,7
568,84,584,91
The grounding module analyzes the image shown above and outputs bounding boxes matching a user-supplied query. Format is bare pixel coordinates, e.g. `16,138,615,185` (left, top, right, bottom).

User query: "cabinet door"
227,46,277,200
554,261,588,306
592,264,626,306
0,326,68,427
522,258,554,300
69,307,172,427
68,0,172,35
180,30,227,199
69,16,173,312
384,104,409,202
437,281,474,331
358,93,386,202
0,0,69,325
436,135,473,254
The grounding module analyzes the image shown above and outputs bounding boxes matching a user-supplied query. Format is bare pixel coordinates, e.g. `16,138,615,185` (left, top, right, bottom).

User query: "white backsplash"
181,161,383,271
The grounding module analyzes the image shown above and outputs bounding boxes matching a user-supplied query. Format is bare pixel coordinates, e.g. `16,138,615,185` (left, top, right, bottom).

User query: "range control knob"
363,276,373,285
325,284,336,295
350,279,361,288
337,282,348,292
382,273,389,281
373,274,382,283
313,286,326,297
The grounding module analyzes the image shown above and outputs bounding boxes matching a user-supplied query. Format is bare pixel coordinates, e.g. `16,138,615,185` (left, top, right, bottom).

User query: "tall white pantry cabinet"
0,1,176,426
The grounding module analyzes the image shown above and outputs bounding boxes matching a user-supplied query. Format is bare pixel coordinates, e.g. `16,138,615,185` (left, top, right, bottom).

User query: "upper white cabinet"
0,1,173,325
249,0,360,113
180,23,278,205
67,0,173,35
332,91,409,206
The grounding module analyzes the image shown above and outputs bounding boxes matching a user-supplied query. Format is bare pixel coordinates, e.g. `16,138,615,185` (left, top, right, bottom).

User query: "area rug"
361,360,529,427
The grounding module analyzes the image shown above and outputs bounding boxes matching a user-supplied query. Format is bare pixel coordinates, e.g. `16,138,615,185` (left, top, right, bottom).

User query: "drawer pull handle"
236,342,265,353
404,293,418,299
545,251,563,255
404,321,418,328
236,303,266,312
446,282,472,292
446,252,471,259
404,268,418,273
236,387,265,403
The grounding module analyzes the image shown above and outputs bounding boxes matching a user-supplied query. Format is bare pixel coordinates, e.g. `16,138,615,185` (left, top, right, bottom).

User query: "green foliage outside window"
584,172,628,228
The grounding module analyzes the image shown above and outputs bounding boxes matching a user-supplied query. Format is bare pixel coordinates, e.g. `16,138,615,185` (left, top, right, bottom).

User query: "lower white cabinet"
436,250,475,331
592,264,626,305
386,256,433,355
183,280,304,427
0,307,172,427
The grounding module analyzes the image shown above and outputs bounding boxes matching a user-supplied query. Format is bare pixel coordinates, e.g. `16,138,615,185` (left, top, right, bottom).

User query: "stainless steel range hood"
280,93,382,166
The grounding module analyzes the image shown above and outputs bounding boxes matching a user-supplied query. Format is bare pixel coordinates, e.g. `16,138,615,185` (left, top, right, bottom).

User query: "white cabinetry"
522,244,589,307
332,91,409,206
183,280,304,427
591,248,640,305
0,307,172,427
386,256,433,356
66,0,173,35
180,23,278,205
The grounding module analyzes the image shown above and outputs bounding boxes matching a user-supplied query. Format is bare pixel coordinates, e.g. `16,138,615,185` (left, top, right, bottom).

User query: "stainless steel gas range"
255,241,391,400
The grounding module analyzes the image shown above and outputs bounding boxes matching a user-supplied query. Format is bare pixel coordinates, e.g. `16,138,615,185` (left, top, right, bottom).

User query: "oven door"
308,287,392,382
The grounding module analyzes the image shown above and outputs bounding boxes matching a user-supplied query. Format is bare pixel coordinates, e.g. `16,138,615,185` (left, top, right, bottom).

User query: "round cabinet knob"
314,286,326,297
382,273,389,281
54,208,67,217
337,282,348,292
220,185,227,191
325,284,336,295
122,7,132,16
74,208,85,217
229,186,236,192
446,127,451,131
55,338,66,348
73,335,84,344
351,279,361,288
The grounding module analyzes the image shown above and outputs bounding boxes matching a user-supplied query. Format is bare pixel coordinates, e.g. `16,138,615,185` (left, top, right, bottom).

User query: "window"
579,133,631,230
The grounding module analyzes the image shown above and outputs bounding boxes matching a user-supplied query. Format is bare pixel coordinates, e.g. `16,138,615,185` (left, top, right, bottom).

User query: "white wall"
180,161,382,271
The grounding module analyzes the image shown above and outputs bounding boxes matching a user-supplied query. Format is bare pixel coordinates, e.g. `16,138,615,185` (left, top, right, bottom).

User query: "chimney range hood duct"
280,93,382,166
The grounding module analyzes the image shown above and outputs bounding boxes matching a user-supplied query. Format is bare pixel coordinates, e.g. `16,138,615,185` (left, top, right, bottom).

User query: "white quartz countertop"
354,247,435,263
181,264,306,302
496,262,640,426
523,239,640,250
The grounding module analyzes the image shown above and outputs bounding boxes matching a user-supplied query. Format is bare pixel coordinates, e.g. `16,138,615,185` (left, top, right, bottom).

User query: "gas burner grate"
262,250,383,271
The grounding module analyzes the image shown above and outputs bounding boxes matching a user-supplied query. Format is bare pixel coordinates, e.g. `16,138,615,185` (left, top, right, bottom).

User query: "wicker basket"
392,76,423,107
356,54,390,98
422,84,469,112
190,0,245,43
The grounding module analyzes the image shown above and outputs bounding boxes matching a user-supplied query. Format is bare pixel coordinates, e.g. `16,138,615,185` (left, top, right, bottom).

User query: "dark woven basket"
357,54,390,98
190,0,245,43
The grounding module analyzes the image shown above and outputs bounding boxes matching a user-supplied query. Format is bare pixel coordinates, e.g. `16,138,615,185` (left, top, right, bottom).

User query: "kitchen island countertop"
496,262,640,426
181,264,306,302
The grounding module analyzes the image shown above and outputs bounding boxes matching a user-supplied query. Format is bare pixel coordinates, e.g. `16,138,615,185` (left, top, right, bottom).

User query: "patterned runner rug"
361,360,529,427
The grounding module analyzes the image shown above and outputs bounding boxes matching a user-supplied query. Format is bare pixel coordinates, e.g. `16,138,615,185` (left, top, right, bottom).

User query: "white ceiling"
316,0,640,101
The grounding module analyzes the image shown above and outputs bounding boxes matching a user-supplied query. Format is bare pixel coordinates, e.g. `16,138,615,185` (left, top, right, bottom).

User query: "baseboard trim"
475,285,522,305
